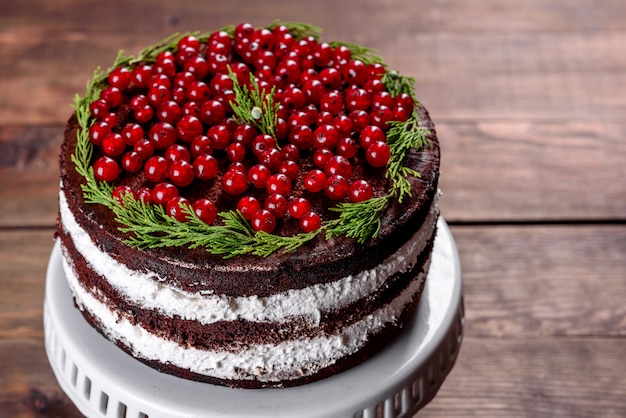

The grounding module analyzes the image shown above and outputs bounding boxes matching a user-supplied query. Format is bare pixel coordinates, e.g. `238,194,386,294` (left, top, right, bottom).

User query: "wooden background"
1,0,625,416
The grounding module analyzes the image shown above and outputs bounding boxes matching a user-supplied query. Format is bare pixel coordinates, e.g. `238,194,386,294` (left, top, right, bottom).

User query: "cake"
57,22,440,388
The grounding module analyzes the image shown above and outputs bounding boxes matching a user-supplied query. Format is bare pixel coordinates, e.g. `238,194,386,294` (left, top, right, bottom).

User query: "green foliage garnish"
228,68,279,140
70,22,431,257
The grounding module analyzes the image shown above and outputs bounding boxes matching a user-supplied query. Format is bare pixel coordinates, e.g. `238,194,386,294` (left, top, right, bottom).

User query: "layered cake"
57,22,440,388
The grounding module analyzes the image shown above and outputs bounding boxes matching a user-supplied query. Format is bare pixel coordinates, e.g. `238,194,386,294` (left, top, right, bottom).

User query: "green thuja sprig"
324,196,392,243
328,40,384,65
228,68,279,139
267,20,323,40
382,70,417,100
385,113,431,203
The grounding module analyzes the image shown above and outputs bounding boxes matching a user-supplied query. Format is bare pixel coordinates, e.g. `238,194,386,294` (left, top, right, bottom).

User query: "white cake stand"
44,218,464,418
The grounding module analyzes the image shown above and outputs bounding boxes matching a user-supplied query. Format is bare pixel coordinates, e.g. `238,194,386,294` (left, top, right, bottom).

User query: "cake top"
69,21,433,258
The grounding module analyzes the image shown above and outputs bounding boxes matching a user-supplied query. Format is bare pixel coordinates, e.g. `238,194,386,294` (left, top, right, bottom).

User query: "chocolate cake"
57,22,440,388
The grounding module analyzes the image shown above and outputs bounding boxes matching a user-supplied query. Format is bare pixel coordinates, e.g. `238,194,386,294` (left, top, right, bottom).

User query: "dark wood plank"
420,336,626,418
0,339,81,418
0,126,62,227
1,1,626,123
452,225,626,337
0,230,54,339
438,121,626,221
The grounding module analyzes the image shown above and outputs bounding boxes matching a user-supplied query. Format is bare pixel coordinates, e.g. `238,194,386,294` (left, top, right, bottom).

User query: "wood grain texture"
420,337,626,418
2,0,626,123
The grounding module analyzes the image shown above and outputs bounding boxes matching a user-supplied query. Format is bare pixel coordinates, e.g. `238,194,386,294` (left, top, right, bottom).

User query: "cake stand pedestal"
44,218,464,418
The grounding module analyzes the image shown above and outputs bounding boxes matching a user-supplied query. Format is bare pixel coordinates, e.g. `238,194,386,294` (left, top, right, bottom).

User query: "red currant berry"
121,123,144,146
173,71,196,89
208,31,232,54
360,125,385,149
136,187,153,204
248,164,271,189
313,148,334,169
186,81,211,103
112,185,136,206
343,60,368,85
207,124,231,150
254,50,277,70
349,179,374,202
251,209,276,233
192,154,218,181
102,133,126,157
313,124,340,150
156,100,182,124
368,63,386,80
280,144,300,162
147,84,171,107
319,91,344,115
166,196,191,222
324,155,353,178
312,42,333,67
363,78,386,95
232,124,257,147
100,86,123,108
371,91,394,109
182,101,201,118
89,99,109,119
131,64,152,89
225,142,246,163
393,106,410,122
184,55,209,80
251,134,276,158
333,45,352,67
134,105,154,124
144,156,169,183
237,196,261,220
152,182,179,206
303,169,327,193
333,115,353,136
190,135,213,158
345,87,371,112
176,115,203,143
316,111,334,126
130,94,148,111
108,67,131,90
275,117,288,141
207,52,230,75
133,139,155,160
93,156,120,182
165,144,191,163
275,59,301,85
281,86,306,110
264,193,288,218
278,160,299,181
324,174,349,200
148,122,176,150
266,173,292,196
153,57,176,78
102,112,119,128
121,151,143,173
300,211,322,232
395,93,415,114
259,148,283,172
336,137,359,159
288,125,313,150
365,141,391,167
193,199,218,224
350,109,370,132
288,197,311,219
221,170,248,195
370,105,394,130
89,121,111,146
200,100,226,126
318,67,342,90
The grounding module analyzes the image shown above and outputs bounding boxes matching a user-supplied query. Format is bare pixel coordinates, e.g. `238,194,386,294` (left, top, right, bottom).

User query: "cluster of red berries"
88,23,414,234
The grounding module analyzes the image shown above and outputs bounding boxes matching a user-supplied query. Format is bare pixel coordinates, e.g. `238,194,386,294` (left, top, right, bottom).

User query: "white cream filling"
59,188,438,326
62,247,429,381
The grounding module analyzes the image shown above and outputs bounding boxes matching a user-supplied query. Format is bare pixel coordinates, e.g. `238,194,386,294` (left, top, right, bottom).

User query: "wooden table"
1,1,625,416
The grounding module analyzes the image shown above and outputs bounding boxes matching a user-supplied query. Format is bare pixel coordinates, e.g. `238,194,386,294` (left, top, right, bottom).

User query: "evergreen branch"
324,196,391,244
328,40,385,65
382,70,417,100
228,68,279,139
385,112,431,203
